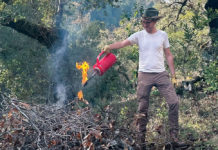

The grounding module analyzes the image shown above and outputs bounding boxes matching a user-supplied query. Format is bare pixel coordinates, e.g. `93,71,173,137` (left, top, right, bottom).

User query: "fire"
77,90,83,100
76,61,89,102
77,90,89,104
76,61,89,85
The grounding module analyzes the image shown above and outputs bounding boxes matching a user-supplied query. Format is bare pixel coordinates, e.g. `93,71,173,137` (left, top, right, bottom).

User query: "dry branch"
0,93,135,150
176,0,188,20
166,0,189,21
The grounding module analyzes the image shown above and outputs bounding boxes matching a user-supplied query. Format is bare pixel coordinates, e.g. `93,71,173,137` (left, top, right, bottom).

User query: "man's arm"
103,39,132,52
164,47,175,76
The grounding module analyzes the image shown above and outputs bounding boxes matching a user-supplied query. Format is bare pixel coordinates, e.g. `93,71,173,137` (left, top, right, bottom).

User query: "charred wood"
176,76,205,95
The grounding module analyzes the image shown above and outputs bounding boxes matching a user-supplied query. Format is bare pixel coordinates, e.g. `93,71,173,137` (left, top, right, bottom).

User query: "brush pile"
0,93,135,150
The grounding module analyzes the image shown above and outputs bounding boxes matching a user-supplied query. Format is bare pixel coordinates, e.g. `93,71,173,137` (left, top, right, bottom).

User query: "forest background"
0,0,217,149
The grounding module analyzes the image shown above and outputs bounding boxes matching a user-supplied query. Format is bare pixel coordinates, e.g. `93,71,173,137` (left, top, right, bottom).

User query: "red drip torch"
83,51,116,87
93,51,117,76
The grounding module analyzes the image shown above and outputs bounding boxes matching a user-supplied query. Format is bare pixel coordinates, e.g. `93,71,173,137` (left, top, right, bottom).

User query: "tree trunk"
205,0,218,42
1,17,61,48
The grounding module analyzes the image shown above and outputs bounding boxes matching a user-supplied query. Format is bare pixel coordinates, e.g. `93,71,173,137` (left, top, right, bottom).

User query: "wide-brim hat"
142,7,163,20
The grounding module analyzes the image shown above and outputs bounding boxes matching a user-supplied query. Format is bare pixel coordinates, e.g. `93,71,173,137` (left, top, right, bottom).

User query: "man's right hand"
171,75,178,87
102,45,110,54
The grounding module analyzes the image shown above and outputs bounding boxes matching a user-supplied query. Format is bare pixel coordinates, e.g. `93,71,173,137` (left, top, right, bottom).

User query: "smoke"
55,37,67,106
48,3,95,106
48,3,114,106
48,34,69,106
48,6,89,107
48,1,140,106
56,83,66,106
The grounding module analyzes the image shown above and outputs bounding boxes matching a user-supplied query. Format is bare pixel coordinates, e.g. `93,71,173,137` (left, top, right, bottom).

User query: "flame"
77,90,83,100
76,61,90,103
77,90,89,104
76,61,89,84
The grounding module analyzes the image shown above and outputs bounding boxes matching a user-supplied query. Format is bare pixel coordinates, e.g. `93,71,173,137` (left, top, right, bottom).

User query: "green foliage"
203,60,218,92
0,0,59,27
156,100,168,120
90,0,135,28
0,26,49,103
78,0,120,10
179,94,218,149
156,1,210,78
79,21,105,47
120,106,128,120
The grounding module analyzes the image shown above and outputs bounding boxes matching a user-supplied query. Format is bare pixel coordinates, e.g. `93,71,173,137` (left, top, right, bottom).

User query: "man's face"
141,18,157,33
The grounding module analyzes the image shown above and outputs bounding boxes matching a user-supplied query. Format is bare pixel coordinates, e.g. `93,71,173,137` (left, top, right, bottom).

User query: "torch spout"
82,70,97,87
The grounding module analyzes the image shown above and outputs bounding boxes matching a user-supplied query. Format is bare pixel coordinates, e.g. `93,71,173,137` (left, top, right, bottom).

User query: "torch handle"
97,51,110,64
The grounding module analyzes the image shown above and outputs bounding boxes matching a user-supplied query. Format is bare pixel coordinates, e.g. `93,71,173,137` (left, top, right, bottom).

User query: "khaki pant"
136,71,179,139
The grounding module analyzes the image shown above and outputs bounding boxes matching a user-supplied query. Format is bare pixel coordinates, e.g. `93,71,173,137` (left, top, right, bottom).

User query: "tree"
0,0,63,48
203,0,218,92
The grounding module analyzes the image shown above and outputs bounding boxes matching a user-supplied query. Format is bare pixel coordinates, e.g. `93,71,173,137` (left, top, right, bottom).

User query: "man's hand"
171,75,178,87
102,45,110,54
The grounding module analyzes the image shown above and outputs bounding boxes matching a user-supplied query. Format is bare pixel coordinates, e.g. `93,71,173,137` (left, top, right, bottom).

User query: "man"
102,8,186,149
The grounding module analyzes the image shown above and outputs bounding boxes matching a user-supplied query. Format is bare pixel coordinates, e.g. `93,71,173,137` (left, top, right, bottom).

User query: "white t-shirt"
127,30,170,73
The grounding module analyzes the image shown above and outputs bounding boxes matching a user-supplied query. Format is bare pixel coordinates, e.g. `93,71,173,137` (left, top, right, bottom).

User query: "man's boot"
170,131,189,148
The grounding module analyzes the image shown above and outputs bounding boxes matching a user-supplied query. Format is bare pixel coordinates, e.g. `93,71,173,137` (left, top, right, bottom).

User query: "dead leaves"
109,120,115,130
0,120,5,128
90,130,102,140
94,114,101,122
18,102,31,110
7,108,19,118
76,132,81,140
48,140,58,148
0,99,135,150
4,134,13,143
82,130,102,150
